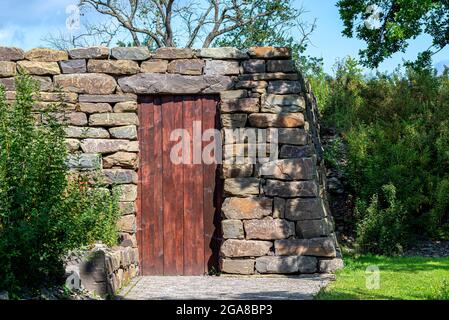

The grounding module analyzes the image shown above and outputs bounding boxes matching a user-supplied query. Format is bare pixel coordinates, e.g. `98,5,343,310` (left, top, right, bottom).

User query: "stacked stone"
0,45,341,277
105,247,139,294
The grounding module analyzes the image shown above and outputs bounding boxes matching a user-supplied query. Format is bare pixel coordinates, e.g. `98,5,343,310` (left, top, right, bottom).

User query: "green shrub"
0,74,120,292
313,57,449,254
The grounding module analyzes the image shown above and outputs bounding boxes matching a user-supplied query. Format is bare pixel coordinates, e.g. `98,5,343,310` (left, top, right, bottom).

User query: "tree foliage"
337,0,449,68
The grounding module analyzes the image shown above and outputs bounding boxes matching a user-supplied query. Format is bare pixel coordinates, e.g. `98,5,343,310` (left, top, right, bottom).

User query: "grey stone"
285,198,326,221
244,219,295,240
297,256,318,273
89,113,139,127
68,46,110,59
220,90,248,100
67,153,101,170
79,102,112,114
118,214,136,233
0,46,25,61
222,197,272,220
296,219,332,239
261,94,306,113
280,145,313,158
235,80,267,90
103,169,138,185
319,258,344,273
221,113,248,127
204,60,240,75
0,78,15,91
242,59,265,73
222,220,244,239
264,180,319,197
273,197,285,219
267,81,302,94
65,126,110,139
111,47,151,60
268,128,309,145
113,184,138,202
239,73,299,81
255,256,299,274
0,291,9,300
32,76,53,91
153,47,194,59
79,94,136,103
220,239,272,258
199,48,248,59
259,158,316,180
59,59,87,74
220,259,254,274
167,59,204,75
109,125,137,140
275,238,337,257
80,139,130,154
114,101,137,112
266,60,295,73
224,178,260,196
119,202,136,215
118,73,233,94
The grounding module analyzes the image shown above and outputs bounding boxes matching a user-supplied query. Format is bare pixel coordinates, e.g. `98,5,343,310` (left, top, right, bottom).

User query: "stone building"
0,46,342,294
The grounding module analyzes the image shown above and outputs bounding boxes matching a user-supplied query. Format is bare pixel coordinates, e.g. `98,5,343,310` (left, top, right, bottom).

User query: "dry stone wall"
0,45,342,277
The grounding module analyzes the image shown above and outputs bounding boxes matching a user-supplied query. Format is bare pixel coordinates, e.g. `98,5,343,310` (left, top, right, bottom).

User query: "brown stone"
220,239,272,257
273,197,285,219
87,59,140,75
0,47,25,61
17,61,61,75
89,113,139,127
266,60,295,73
221,98,259,113
32,76,53,91
259,158,316,180
242,59,265,73
114,101,137,112
319,258,344,273
54,73,116,94
261,94,306,113
255,256,300,274
222,164,253,178
244,219,295,240
79,94,136,103
167,59,204,75
235,81,267,90
224,178,260,196
248,47,291,58
140,60,168,73
249,113,304,128
103,152,138,169
79,103,112,114
264,180,319,197
279,145,313,159
285,198,326,221
0,77,15,90
220,90,248,100
222,220,244,239
222,197,272,220
68,46,110,59
153,47,195,59
119,202,136,215
0,62,16,77
50,112,87,126
220,259,254,274
25,48,68,62
239,73,299,81
275,238,337,257
117,214,136,233
80,139,130,154
65,139,80,152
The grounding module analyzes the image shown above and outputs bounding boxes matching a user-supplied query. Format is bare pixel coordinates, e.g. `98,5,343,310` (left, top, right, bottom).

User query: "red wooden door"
138,95,222,276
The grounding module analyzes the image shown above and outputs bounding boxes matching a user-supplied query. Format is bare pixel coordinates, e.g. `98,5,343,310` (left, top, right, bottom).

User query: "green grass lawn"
316,255,449,300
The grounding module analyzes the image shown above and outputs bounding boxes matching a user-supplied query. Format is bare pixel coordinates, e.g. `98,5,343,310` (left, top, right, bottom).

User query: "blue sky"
0,0,447,74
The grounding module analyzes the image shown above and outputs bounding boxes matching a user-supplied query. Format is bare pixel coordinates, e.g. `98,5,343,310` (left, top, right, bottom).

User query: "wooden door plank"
162,95,184,275
183,96,205,275
152,96,164,274
138,97,154,275
202,95,221,273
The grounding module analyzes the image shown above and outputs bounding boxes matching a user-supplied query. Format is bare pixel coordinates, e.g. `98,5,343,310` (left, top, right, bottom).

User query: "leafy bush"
0,74,120,292
310,57,449,254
